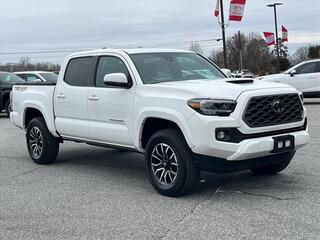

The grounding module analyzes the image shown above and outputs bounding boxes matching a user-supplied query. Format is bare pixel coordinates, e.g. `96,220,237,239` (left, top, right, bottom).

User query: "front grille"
243,94,303,128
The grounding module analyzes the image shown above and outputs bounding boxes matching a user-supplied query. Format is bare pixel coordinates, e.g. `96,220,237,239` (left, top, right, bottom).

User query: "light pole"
267,2,283,73
219,0,227,69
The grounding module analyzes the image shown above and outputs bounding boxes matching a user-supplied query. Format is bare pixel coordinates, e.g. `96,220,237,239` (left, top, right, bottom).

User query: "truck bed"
10,83,57,136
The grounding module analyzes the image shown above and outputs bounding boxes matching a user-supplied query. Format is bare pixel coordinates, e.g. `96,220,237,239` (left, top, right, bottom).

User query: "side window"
64,57,93,86
95,56,130,87
295,62,317,74
317,62,320,73
24,74,40,82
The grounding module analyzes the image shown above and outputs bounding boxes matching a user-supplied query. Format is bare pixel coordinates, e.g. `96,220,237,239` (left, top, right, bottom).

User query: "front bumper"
187,113,309,161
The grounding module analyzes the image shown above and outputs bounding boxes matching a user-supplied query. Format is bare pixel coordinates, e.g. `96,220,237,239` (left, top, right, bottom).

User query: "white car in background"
231,69,254,78
14,71,58,83
257,59,320,98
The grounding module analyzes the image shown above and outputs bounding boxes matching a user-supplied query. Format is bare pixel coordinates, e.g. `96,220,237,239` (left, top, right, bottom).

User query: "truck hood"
144,78,293,100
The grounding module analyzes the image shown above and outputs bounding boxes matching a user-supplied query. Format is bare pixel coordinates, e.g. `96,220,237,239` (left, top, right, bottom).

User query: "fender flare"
134,107,195,151
22,101,58,137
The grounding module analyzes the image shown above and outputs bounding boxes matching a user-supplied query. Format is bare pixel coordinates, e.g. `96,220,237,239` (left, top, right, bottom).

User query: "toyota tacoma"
10,49,309,196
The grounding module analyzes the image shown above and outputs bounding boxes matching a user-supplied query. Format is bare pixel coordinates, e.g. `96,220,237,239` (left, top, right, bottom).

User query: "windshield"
0,72,25,83
130,52,225,84
39,72,58,82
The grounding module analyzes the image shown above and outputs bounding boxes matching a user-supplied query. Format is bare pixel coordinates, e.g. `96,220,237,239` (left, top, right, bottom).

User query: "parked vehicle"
257,59,320,98
14,71,58,83
231,69,254,78
0,72,25,116
10,49,309,196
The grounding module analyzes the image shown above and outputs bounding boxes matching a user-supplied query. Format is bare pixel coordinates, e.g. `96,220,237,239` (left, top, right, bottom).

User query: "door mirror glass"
290,69,296,77
103,73,131,88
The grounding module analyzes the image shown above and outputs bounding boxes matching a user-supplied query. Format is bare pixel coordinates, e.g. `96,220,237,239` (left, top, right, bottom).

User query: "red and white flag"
263,32,275,46
229,0,246,21
282,25,288,42
214,0,219,17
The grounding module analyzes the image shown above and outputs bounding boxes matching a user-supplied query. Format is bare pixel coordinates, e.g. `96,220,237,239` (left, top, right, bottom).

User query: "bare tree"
189,42,203,54
223,32,273,75
290,47,309,65
0,57,60,72
209,48,224,68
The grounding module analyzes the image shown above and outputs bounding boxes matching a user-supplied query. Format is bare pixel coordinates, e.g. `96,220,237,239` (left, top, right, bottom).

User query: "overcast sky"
0,0,319,64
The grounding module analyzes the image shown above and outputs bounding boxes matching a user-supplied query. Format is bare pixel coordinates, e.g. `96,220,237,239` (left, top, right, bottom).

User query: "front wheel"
145,129,199,197
251,152,295,175
26,117,60,164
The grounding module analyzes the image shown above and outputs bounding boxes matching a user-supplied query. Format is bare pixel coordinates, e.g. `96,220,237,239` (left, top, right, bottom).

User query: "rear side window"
64,57,93,86
18,74,39,82
95,56,130,87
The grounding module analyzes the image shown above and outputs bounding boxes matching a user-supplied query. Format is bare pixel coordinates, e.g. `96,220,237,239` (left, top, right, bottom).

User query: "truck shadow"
55,144,302,198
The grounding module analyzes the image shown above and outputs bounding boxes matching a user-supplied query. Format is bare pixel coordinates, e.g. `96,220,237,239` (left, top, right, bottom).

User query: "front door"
87,55,135,147
285,61,320,93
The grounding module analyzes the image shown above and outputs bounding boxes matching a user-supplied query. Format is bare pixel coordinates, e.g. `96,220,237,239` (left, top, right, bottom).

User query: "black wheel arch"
140,117,187,150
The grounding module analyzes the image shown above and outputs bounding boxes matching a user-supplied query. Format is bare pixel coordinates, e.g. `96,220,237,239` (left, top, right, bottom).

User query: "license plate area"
272,135,295,153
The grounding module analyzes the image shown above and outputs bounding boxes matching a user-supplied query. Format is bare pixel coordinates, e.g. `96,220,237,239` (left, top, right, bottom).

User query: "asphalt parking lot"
1,100,319,240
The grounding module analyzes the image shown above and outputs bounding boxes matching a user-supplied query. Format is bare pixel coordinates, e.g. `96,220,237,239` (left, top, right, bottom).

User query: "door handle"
88,95,99,101
57,93,66,99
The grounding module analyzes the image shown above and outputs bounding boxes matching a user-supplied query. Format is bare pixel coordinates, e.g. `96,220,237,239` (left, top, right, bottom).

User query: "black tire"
145,129,199,197
26,117,60,164
5,100,11,116
251,152,295,175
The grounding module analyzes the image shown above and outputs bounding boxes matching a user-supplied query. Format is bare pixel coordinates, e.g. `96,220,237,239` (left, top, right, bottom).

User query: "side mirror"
290,69,296,77
103,73,132,88
221,68,232,78
34,78,42,82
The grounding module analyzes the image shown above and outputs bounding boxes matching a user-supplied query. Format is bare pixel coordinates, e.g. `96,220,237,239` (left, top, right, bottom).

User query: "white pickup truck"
10,48,309,196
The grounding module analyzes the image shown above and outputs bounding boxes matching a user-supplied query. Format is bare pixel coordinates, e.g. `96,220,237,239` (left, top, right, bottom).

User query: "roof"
13,71,51,74
68,48,193,58
301,58,320,63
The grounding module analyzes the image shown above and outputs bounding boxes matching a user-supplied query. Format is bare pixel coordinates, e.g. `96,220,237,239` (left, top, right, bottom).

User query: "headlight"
187,99,237,116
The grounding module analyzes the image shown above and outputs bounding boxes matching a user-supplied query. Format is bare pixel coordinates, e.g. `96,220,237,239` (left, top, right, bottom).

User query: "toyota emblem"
271,100,284,114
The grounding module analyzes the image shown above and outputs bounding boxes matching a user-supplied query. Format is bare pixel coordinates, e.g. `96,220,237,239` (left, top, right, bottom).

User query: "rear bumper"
10,111,23,129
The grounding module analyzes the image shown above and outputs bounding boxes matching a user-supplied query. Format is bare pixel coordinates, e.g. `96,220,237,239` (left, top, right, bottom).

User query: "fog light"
285,140,291,147
217,131,225,140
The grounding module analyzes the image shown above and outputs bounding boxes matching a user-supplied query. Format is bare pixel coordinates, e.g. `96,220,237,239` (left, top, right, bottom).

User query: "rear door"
54,57,94,139
87,54,135,147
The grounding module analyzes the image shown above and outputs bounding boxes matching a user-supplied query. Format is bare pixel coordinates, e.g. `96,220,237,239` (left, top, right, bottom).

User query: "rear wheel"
251,152,295,175
145,129,199,197
26,117,60,164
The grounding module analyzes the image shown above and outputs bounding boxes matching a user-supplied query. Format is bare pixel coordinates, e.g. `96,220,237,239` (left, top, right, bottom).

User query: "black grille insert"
243,94,303,128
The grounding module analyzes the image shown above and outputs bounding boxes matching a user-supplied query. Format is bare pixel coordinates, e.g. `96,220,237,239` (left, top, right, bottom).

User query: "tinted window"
295,62,317,74
95,56,130,87
130,52,225,84
64,57,93,86
39,72,58,82
17,74,40,82
0,72,25,83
